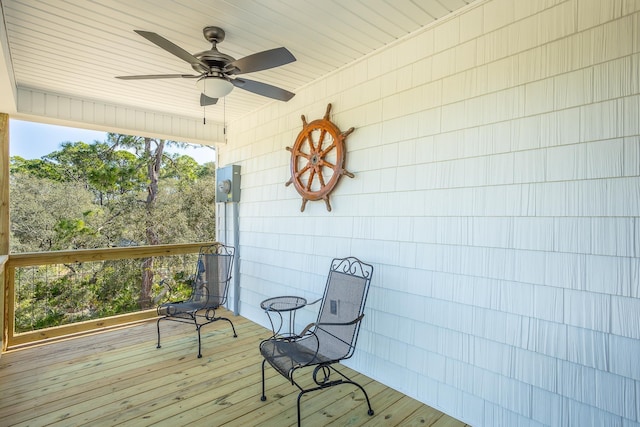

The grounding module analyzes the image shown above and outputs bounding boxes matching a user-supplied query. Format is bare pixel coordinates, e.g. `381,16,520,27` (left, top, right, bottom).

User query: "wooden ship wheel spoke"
286,103,354,212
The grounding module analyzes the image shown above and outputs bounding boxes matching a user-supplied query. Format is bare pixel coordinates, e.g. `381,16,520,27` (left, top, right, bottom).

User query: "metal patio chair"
259,256,374,426
156,243,237,358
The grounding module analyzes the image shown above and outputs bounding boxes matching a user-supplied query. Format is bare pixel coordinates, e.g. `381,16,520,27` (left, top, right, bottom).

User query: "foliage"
10,174,102,251
10,134,218,331
13,256,197,332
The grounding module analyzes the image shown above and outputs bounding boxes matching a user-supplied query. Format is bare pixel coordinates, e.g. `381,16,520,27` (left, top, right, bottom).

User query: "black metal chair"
156,243,237,358
259,256,374,426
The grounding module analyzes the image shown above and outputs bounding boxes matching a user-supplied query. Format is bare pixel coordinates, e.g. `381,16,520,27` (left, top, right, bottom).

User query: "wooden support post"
0,113,8,352
0,113,8,253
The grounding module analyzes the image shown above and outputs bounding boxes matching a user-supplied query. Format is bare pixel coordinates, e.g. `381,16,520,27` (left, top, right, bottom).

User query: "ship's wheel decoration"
286,104,355,212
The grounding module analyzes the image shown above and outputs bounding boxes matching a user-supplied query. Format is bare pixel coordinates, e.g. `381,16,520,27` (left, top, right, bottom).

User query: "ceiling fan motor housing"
195,27,236,73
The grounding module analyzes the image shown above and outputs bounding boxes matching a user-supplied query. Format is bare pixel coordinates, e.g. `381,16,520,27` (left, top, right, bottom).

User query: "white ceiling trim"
13,86,226,145
0,3,17,114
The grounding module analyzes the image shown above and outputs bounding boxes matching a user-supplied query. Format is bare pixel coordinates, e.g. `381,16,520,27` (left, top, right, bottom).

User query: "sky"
9,119,216,164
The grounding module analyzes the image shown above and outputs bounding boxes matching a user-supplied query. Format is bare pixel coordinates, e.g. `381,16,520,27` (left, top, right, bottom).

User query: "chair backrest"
191,243,235,307
313,257,373,361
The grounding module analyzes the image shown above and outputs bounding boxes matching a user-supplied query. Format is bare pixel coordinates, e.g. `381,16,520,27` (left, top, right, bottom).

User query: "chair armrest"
157,301,186,316
158,299,185,307
299,314,364,335
317,313,364,327
299,322,316,336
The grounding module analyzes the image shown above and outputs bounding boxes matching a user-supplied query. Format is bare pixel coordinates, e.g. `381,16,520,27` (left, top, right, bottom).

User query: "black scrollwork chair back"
156,243,237,358
259,256,374,426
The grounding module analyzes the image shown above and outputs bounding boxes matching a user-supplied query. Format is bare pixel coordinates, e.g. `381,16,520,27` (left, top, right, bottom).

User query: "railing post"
0,113,8,254
4,264,14,350
0,113,9,353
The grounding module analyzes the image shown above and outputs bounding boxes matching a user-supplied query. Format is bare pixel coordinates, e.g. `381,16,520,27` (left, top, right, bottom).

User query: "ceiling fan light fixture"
196,76,233,98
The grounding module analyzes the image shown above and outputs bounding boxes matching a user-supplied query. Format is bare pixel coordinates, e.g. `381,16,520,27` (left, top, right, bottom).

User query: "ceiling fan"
116,26,296,106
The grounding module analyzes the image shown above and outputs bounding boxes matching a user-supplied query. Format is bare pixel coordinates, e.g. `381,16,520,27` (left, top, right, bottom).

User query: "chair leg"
260,359,267,401
295,379,374,426
190,315,238,359
196,324,203,358
156,317,163,349
345,379,375,416
297,390,306,427
219,316,238,337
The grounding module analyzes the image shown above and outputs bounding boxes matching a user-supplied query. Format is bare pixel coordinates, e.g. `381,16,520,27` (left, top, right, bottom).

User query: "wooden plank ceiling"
1,0,475,127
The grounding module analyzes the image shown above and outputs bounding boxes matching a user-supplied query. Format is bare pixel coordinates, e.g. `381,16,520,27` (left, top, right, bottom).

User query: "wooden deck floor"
0,310,469,426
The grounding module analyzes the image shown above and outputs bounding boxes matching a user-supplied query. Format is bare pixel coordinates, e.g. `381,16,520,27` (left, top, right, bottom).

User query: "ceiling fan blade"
116,74,198,80
134,30,209,71
228,47,295,74
232,78,295,101
200,93,218,106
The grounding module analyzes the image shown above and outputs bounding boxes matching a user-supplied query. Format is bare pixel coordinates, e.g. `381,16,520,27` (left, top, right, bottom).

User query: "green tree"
44,141,108,187
43,141,146,205
103,133,213,308
10,134,217,320
10,156,64,181
10,174,103,251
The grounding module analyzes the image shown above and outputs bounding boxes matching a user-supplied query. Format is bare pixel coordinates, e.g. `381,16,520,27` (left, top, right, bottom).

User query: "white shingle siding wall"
218,0,640,425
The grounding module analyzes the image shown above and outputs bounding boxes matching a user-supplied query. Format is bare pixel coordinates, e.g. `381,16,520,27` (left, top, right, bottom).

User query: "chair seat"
260,337,333,378
157,301,219,316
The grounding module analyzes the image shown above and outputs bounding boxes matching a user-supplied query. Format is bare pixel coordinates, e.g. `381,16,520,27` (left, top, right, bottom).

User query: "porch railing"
3,242,214,350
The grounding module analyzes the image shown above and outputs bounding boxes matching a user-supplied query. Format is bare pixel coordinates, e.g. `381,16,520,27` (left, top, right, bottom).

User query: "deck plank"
1,322,255,421
0,309,470,426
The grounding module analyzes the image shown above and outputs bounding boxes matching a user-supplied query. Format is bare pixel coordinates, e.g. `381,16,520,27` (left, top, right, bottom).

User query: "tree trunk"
139,137,165,309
